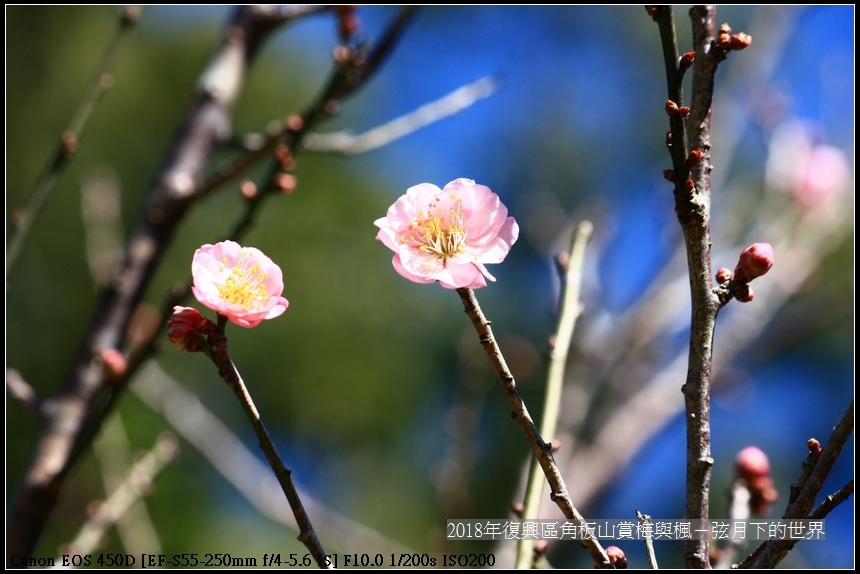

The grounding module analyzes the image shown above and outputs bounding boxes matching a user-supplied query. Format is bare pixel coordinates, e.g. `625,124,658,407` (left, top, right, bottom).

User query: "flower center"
401,195,467,266
217,251,269,309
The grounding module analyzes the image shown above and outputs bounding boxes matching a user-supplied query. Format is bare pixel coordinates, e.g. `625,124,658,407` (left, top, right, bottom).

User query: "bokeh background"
6,6,853,568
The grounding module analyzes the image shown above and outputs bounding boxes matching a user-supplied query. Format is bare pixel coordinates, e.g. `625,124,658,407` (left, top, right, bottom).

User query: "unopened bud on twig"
687,148,703,166
734,243,774,283
731,33,752,50
680,50,696,70
715,267,733,284
807,438,822,459
167,306,216,352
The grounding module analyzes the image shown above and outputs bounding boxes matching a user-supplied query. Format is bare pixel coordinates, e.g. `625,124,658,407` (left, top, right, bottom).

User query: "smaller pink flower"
191,241,289,328
167,306,215,352
374,178,519,289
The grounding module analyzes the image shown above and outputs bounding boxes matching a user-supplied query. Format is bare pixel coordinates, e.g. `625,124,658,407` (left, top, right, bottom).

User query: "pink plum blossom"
374,178,519,289
191,241,289,328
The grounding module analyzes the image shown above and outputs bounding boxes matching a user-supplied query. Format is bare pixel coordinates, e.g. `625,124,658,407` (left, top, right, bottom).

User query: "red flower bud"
736,445,770,481
678,106,691,118
807,438,822,458
663,169,677,182
665,99,680,116
680,50,696,70
731,32,752,51
734,243,774,283
687,148,703,166
715,267,733,284
167,306,215,352
717,23,733,48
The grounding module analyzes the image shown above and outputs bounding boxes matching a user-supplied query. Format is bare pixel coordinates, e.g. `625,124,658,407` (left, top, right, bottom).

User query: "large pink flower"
375,178,519,289
191,241,289,328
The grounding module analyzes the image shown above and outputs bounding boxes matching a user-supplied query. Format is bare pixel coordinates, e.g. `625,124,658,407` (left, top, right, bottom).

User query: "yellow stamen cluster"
400,196,467,266
217,251,269,309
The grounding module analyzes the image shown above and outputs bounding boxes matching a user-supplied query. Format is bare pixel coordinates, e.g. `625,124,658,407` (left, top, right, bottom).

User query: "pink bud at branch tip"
734,243,774,283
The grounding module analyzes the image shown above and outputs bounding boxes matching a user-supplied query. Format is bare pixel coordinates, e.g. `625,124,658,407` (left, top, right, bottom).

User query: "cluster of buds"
665,99,691,119
167,306,216,352
735,446,779,516
717,23,752,51
715,243,774,303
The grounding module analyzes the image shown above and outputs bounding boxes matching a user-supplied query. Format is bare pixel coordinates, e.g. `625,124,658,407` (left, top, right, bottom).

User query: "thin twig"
455,287,610,567
5,369,43,413
637,511,659,569
515,221,593,569
7,6,141,273
303,76,499,155
808,480,854,521
209,316,330,568
93,413,163,556
57,431,178,558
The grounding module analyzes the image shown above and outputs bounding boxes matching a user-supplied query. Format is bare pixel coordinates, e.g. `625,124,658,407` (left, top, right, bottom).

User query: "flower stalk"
206,314,330,568
455,287,610,567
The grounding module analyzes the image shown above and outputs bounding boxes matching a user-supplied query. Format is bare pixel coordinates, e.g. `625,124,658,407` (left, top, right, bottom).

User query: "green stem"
515,221,593,568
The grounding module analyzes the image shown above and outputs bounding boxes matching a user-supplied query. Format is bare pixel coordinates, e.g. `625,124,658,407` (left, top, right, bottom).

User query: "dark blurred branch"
455,288,610,567
7,7,297,563
7,6,141,272
202,6,419,196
